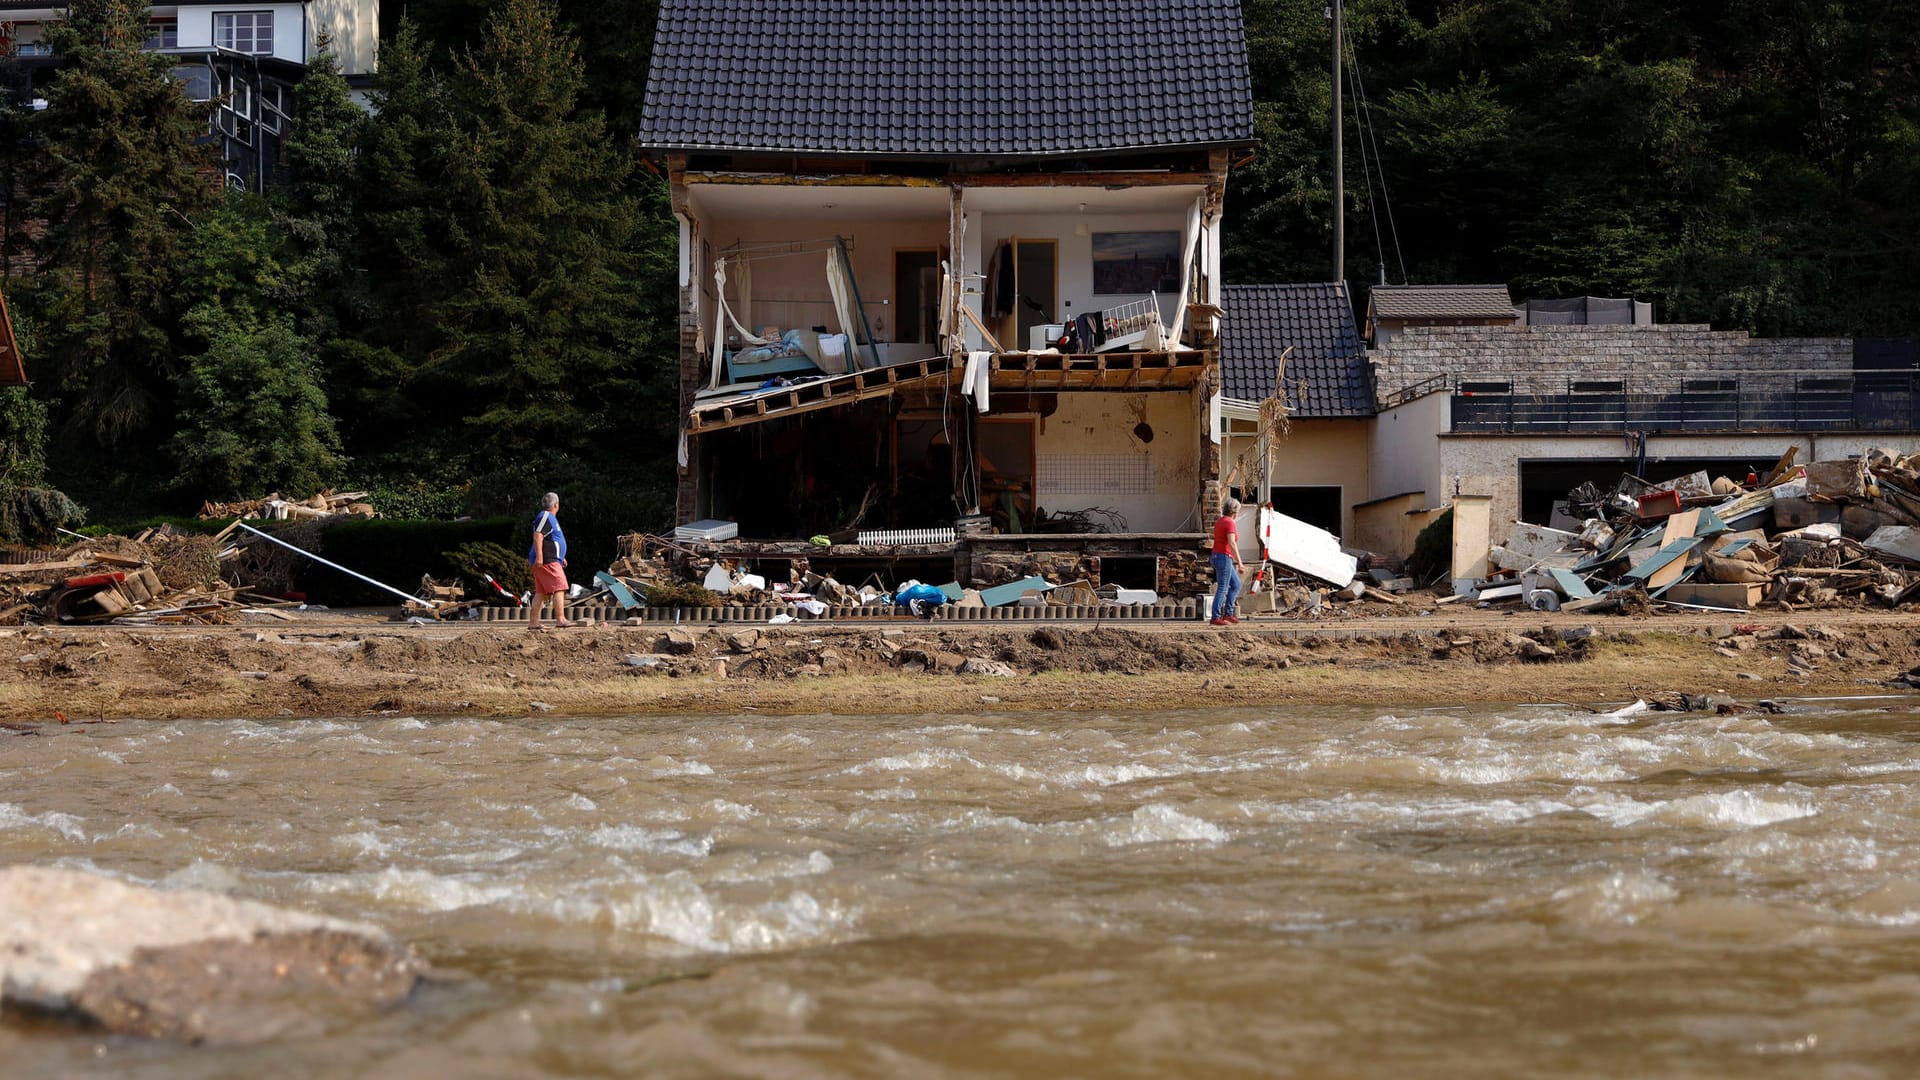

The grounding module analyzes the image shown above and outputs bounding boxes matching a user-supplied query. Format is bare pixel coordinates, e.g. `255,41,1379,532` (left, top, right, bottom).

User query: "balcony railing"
1445,369,1920,433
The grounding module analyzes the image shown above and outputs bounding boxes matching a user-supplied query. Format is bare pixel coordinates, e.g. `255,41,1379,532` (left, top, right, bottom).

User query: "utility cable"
1339,9,1408,283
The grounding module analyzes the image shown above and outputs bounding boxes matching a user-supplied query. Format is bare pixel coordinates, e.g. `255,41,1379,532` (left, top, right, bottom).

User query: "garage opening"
1518,458,1762,525
1267,486,1344,538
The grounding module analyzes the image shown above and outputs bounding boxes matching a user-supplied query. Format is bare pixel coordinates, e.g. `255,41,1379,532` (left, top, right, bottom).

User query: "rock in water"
0,866,422,1044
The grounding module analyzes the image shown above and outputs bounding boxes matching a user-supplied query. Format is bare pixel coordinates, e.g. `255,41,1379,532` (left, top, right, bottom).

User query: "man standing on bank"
1210,497,1245,626
528,492,573,630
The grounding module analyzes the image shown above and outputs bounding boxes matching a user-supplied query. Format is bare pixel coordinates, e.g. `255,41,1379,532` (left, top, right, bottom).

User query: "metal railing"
1444,369,1920,433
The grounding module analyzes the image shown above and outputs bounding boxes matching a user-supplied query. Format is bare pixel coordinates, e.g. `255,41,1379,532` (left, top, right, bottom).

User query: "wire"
1339,4,1408,283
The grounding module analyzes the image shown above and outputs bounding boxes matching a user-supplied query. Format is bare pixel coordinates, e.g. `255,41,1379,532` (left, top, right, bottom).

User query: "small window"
259,83,291,133
1684,378,1736,393
1570,380,1624,393
215,12,274,55
144,22,179,50
1459,381,1512,395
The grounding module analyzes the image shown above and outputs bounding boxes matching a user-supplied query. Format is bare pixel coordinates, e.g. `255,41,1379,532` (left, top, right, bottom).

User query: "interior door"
893,250,940,344
1011,238,1058,351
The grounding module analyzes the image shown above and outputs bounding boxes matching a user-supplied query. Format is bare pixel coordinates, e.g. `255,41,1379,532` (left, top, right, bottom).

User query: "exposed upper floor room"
0,1,380,82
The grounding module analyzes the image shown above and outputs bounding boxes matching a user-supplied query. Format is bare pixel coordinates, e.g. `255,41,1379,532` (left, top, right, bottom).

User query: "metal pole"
233,522,421,606
1331,0,1344,284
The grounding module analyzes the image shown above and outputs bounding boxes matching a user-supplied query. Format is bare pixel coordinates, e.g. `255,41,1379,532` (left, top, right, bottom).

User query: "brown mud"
4,609,1919,721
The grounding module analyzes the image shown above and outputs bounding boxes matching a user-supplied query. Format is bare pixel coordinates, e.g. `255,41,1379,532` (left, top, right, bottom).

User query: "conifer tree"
281,35,366,341
29,0,213,445
429,0,643,471
336,20,458,464
169,195,342,498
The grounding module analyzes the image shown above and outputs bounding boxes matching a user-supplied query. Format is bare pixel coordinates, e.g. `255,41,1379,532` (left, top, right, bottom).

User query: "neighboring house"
1,1,380,192
1365,283,1517,348
1218,282,1374,543
638,0,1254,597
1366,323,1920,536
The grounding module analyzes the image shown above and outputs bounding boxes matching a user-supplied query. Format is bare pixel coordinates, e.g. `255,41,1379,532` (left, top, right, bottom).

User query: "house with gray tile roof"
1364,284,1519,346
642,0,1259,592
1211,283,1374,540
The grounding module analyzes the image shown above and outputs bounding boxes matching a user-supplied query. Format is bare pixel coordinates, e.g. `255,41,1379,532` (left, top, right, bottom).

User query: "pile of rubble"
0,523,290,625
598,533,1181,620
1458,447,1920,614
198,489,375,522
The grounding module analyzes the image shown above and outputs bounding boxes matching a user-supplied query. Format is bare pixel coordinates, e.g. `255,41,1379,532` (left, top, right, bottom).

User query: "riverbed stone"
0,866,422,1044
658,628,699,655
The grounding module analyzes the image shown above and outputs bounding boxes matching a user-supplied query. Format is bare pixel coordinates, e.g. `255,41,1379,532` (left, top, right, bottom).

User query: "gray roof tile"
1367,284,1517,321
638,0,1255,158
1222,283,1376,418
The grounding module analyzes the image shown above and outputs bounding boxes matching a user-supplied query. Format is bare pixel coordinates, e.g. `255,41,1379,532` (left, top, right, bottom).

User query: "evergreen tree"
29,0,213,445
336,19,459,465
281,34,366,342
169,195,342,497
430,0,644,472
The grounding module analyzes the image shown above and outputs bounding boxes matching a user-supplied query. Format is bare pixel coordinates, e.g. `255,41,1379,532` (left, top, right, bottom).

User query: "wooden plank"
0,558,90,577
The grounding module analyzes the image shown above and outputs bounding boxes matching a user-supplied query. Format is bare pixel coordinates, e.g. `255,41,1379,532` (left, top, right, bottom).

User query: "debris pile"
198,489,375,522
1453,448,1920,613
599,532,1184,621
0,523,274,625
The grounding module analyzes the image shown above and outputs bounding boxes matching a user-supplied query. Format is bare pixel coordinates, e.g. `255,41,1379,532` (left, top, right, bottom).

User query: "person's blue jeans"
1210,553,1241,620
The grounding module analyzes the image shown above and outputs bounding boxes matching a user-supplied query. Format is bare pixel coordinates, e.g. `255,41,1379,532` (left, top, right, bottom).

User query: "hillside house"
1,0,380,192
638,0,1255,596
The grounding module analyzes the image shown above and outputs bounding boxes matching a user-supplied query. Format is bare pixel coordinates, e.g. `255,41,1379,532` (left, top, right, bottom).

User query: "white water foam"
0,801,87,841
1107,804,1228,846
588,823,713,858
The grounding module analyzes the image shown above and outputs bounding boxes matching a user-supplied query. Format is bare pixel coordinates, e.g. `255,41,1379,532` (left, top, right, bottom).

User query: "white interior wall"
704,215,950,359
1034,393,1200,532
976,210,1191,339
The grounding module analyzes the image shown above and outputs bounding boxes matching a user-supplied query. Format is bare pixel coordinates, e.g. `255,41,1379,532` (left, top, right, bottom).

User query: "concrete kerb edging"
474,601,1204,623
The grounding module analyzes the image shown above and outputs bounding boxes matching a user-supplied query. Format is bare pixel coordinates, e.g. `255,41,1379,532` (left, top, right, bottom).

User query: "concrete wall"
1371,324,1853,399
305,0,379,75
1435,431,1920,529
1368,391,1448,507
1036,392,1200,532
1266,419,1370,540
1352,493,1434,558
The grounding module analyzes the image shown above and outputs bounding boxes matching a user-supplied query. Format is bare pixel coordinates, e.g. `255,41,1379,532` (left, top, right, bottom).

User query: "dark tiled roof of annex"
1221,283,1375,418
638,0,1255,158
1366,284,1517,321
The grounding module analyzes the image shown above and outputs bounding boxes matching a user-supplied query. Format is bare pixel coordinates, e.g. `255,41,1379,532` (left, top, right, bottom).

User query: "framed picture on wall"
1092,231,1180,294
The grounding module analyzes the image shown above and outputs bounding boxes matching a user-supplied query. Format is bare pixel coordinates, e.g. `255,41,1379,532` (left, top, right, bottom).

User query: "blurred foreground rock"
0,866,421,1044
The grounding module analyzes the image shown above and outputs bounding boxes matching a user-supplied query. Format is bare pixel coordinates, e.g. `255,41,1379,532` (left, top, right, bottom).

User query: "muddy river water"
5,701,1920,1076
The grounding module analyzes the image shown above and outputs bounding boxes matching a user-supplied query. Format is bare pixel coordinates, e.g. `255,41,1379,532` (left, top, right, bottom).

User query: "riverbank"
4,609,1918,721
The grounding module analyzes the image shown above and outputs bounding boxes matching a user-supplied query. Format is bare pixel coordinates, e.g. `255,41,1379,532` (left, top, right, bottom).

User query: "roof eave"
637,134,1257,163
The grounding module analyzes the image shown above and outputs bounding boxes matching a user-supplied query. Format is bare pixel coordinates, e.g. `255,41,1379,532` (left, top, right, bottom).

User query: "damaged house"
637,0,1255,598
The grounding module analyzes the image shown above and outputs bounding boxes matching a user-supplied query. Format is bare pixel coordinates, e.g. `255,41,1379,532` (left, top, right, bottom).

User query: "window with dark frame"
143,21,179,50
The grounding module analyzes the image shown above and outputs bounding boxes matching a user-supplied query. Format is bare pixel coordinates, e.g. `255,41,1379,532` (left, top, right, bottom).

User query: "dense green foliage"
6,0,1917,551
1232,0,1920,331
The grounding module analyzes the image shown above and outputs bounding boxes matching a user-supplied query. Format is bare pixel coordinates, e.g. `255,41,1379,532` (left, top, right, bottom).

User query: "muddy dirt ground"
3,607,1919,723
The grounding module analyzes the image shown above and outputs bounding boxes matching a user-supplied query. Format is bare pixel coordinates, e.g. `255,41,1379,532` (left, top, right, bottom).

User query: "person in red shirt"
1210,497,1245,626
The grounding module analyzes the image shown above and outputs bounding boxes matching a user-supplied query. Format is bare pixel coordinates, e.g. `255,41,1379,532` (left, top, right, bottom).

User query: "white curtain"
1161,200,1204,348
708,256,778,389
825,248,864,366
